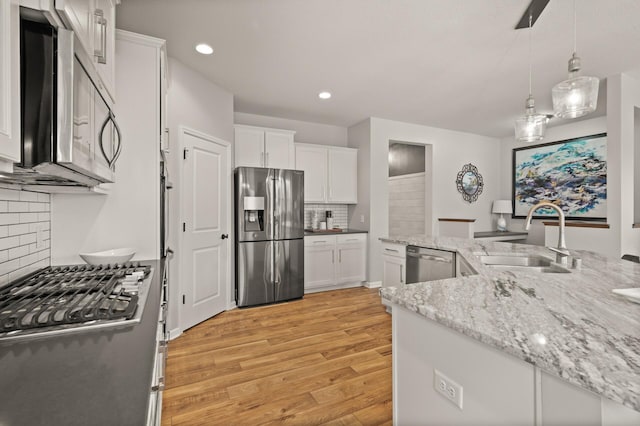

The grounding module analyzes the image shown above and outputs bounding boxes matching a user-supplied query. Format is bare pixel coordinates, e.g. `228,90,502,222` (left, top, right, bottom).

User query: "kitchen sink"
477,254,571,274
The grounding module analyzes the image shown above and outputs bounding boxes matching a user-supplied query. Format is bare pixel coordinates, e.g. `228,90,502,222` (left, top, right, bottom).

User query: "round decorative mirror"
456,163,484,203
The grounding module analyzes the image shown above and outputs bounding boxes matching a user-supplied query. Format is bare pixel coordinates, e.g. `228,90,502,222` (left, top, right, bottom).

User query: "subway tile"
19,212,39,223
0,188,21,201
9,224,29,236
0,259,20,276
43,230,50,240
0,250,8,263
0,236,20,251
38,212,51,221
29,243,38,254
0,226,7,238
0,273,8,287
0,201,7,212
19,191,39,202
0,213,20,225
20,233,37,245
37,192,50,202
8,201,28,212
19,253,40,267
9,245,30,260
38,249,50,261
29,202,46,212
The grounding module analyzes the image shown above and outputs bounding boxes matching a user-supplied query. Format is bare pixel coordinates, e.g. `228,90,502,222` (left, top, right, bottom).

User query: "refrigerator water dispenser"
243,196,264,231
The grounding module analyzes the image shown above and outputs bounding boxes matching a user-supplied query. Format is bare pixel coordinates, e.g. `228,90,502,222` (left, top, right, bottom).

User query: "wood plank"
542,221,610,228
161,287,392,425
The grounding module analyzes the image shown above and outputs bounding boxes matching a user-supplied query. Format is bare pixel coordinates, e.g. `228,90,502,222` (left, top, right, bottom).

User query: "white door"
303,237,336,290
181,128,230,331
295,145,327,203
383,255,405,288
264,131,293,169
336,243,366,284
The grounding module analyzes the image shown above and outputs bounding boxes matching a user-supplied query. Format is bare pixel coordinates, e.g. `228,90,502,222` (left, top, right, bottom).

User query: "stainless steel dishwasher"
406,246,456,283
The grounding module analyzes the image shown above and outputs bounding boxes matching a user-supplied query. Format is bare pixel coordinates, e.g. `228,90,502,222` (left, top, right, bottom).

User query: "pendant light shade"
551,1,599,119
515,96,547,142
514,13,547,142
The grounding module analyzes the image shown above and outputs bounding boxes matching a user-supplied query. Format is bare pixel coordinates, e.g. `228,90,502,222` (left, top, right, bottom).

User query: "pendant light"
515,13,547,142
551,0,599,119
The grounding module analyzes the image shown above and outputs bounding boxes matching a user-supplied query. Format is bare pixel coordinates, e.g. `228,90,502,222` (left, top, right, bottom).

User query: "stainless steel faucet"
524,201,570,265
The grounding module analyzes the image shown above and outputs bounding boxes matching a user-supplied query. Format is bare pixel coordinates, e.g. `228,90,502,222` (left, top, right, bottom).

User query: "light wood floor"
161,287,392,425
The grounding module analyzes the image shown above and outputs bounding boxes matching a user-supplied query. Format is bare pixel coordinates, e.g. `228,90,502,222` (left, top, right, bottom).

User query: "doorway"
388,141,433,236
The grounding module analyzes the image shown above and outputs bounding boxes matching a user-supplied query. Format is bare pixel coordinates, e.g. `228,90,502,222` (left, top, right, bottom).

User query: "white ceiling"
116,0,640,138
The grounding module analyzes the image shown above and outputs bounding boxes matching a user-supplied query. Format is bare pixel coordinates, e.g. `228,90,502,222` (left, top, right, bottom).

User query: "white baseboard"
304,281,364,294
169,327,182,341
364,281,382,289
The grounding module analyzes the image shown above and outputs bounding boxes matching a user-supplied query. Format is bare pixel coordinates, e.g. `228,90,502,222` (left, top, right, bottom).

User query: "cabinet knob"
221,234,229,240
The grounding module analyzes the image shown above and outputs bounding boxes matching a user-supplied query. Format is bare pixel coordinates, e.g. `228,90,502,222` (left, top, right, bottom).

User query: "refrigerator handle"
273,241,280,285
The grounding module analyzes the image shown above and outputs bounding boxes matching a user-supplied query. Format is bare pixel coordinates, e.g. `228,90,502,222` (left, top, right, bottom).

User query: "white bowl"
79,248,136,265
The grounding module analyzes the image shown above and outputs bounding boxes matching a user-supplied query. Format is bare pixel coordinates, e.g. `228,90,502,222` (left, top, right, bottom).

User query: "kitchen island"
380,236,640,425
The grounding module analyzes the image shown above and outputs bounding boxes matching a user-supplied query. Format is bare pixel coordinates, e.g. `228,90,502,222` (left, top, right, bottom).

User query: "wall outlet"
360,214,365,223
434,369,463,410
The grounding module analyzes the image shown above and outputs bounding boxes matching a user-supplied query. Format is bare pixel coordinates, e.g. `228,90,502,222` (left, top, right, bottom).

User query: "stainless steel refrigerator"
235,167,304,307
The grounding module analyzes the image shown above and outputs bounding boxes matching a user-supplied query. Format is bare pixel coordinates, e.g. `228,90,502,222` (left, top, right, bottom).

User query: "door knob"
221,234,229,239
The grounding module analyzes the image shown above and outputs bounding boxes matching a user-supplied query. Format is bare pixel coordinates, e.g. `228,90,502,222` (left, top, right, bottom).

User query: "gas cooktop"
0,263,153,342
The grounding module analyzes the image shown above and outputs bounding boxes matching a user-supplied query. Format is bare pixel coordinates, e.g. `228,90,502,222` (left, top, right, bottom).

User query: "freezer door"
273,169,304,240
236,241,274,307
273,239,304,302
235,167,271,242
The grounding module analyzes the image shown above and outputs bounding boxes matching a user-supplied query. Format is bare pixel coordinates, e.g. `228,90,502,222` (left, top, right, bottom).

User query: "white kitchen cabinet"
295,143,358,204
327,149,357,203
234,125,295,169
55,0,117,104
304,233,367,292
335,234,366,284
0,0,21,164
382,242,406,287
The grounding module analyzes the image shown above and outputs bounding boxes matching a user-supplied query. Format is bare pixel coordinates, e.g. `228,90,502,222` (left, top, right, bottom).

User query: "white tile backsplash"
304,204,349,229
0,189,50,286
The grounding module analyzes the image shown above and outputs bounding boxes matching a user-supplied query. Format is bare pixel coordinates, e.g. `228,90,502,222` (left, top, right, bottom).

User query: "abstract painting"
512,133,607,220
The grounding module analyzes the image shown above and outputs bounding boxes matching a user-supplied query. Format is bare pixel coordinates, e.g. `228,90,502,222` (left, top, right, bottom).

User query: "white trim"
115,29,166,48
304,281,364,294
234,123,296,136
178,126,232,333
364,280,382,289
168,327,182,341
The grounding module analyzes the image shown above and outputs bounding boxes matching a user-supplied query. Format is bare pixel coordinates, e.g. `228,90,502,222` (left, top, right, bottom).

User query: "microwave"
9,10,121,187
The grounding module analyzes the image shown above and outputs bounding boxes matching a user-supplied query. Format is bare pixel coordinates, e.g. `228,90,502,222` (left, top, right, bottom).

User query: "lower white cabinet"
304,233,367,292
382,242,406,288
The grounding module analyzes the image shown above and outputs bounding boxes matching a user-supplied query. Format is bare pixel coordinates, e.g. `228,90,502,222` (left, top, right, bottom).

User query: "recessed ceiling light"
318,91,332,100
195,43,214,55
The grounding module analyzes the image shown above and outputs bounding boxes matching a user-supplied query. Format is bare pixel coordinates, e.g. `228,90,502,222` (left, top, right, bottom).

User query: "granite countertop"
379,235,640,412
304,228,368,236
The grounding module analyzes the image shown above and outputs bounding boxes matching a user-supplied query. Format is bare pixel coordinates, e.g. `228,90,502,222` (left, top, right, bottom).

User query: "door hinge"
182,294,185,304
183,222,186,232
183,148,188,159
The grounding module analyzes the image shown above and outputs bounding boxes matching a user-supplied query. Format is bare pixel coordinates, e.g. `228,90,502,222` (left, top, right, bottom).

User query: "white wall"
357,117,502,283
166,57,234,335
234,112,348,147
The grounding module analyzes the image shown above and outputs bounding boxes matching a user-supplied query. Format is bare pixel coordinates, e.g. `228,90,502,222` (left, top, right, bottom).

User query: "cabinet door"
295,145,327,203
336,242,366,284
93,0,116,103
383,255,405,288
235,127,265,167
304,238,335,290
264,131,294,169
56,0,95,59
328,148,357,203
0,0,20,163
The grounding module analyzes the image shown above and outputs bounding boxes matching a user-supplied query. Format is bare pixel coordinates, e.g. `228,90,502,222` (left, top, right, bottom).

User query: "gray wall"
388,142,425,177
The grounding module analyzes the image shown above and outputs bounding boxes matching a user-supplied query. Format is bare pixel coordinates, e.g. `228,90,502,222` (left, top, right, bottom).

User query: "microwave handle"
99,111,122,169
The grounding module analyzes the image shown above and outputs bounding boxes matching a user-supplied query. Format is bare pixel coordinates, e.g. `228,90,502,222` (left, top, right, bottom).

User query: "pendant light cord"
573,0,577,54
528,13,533,97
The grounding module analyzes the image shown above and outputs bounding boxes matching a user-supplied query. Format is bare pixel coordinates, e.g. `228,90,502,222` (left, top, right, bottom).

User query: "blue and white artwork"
513,133,607,219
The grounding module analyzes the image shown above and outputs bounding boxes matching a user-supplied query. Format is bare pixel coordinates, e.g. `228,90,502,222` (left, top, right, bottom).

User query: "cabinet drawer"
304,235,336,247
381,242,406,258
336,233,367,245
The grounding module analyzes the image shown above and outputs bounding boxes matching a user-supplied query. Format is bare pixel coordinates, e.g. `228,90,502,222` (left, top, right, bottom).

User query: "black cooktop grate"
0,263,150,333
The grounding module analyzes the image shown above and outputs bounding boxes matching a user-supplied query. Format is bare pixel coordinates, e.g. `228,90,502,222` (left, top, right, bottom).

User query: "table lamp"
492,200,512,232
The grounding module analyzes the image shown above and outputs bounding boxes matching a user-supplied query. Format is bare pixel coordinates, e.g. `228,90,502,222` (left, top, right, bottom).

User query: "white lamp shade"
552,75,599,119
492,200,512,214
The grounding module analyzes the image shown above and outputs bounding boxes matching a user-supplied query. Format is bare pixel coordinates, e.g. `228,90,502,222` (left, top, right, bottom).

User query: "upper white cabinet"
0,0,21,163
55,0,117,104
295,143,358,204
234,125,295,169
